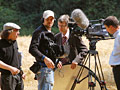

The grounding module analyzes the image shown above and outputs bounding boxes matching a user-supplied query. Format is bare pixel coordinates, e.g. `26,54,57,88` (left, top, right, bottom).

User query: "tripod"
71,39,108,90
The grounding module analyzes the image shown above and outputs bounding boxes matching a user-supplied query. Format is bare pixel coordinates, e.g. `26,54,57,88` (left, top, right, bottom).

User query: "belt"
111,65,120,67
41,65,47,68
39,62,47,67
1,69,23,76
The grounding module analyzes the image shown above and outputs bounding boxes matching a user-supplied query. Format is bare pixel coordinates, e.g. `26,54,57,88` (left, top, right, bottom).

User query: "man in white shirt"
103,16,120,90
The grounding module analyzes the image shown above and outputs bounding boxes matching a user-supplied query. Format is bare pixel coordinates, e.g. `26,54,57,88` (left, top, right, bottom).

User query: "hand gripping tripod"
71,38,108,90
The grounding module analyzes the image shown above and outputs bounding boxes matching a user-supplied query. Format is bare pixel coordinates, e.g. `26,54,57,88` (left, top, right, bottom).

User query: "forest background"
0,0,120,35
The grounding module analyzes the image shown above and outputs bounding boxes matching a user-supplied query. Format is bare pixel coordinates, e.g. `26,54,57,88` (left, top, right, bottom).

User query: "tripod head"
88,36,114,51
88,38,101,51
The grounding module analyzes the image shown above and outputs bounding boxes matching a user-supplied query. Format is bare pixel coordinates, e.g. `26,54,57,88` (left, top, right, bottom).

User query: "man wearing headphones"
29,10,59,90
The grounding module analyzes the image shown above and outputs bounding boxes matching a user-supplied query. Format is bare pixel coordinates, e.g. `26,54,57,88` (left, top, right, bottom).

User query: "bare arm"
0,61,20,75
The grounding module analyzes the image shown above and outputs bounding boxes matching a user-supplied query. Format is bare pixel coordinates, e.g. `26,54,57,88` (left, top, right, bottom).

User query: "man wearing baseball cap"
0,22,25,90
29,10,58,90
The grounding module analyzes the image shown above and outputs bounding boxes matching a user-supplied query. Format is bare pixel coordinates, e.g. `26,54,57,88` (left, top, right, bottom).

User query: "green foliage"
20,27,34,36
84,0,119,20
0,0,120,35
0,6,19,30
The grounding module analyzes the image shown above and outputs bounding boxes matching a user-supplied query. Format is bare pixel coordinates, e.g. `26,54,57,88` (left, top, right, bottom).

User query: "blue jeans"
36,67,54,90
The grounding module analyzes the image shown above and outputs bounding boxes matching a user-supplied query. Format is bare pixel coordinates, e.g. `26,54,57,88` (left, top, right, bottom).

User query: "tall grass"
17,36,116,90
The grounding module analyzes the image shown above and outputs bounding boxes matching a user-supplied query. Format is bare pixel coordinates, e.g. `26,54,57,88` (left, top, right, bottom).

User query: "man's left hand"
71,61,78,69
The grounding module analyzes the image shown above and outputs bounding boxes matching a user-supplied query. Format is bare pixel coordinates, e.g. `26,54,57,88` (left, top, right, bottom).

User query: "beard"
45,25,52,28
44,24,53,30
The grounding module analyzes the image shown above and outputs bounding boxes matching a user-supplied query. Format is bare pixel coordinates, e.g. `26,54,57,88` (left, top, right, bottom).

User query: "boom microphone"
71,9,89,29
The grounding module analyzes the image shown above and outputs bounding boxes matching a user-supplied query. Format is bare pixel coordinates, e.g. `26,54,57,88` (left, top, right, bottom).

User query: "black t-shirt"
0,39,20,74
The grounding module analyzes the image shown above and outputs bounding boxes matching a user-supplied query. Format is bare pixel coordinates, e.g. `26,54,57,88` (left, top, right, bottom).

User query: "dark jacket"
29,24,57,64
0,39,20,74
55,32,88,63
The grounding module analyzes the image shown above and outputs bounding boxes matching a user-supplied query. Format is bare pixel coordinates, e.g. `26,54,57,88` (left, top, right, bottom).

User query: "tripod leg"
71,79,78,90
54,63,102,90
96,53,108,90
71,53,90,90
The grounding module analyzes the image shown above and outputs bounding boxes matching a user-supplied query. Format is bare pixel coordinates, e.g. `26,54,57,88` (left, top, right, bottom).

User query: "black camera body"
68,19,113,40
39,32,64,63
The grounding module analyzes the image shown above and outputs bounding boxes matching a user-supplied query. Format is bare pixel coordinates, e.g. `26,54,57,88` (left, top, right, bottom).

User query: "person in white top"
103,16,120,90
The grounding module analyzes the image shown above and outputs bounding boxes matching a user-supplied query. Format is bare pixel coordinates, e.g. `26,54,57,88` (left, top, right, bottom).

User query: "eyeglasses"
58,25,67,28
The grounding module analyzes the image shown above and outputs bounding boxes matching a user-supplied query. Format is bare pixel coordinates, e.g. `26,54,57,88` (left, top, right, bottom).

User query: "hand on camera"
71,61,78,69
44,57,55,69
57,61,62,69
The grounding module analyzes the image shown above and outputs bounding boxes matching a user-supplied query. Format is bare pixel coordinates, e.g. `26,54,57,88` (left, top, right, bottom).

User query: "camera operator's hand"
71,61,78,69
57,61,62,69
44,57,55,69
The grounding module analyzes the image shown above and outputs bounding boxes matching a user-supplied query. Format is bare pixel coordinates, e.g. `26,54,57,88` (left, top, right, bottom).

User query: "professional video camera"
69,9,114,41
39,32,64,63
68,19,112,40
